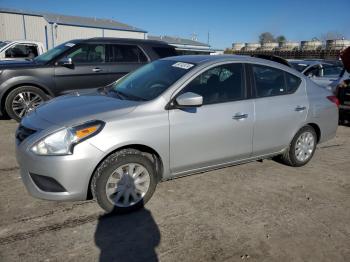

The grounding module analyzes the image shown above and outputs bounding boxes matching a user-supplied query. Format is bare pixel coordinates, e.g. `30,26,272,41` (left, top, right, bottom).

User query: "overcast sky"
1,0,349,49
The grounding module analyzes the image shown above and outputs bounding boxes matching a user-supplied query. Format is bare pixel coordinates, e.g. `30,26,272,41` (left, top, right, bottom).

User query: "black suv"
0,37,177,121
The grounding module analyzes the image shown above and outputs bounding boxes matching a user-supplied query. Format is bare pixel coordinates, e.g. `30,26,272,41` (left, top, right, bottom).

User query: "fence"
224,49,342,60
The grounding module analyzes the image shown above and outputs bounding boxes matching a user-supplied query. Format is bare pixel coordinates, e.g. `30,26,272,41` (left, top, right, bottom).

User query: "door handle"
232,113,248,120
92,68,102,72
295,106,306,112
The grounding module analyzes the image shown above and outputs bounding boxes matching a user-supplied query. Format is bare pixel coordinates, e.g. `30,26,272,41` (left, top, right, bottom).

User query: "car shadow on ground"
94,208,160,262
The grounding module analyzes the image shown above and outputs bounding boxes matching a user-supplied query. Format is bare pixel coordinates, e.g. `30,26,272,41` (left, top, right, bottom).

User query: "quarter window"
106,44,148,63
252,65,300,97
180,63,245,105
67,44,105,63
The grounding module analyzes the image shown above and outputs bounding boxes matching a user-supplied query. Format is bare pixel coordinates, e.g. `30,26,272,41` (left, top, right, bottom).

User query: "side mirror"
58,57,73,67
175,92,203,107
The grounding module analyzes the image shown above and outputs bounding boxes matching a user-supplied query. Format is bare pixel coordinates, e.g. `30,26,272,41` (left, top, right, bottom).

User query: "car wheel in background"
280,125,317,167
5,86,48,122
91,149,158,214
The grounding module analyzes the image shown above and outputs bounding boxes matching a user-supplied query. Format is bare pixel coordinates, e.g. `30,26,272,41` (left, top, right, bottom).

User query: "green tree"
276,35,286,43
259,32,275,44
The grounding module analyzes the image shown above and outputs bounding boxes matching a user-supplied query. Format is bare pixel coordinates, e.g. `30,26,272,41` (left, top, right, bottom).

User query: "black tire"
91,149,158,214
280,125,317,167
5,86,48,122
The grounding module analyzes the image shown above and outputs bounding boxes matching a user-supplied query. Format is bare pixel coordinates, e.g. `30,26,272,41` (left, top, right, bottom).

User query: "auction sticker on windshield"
172,62,194,70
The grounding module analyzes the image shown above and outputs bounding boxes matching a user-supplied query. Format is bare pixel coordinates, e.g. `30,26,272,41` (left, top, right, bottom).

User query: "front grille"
16,125,37,143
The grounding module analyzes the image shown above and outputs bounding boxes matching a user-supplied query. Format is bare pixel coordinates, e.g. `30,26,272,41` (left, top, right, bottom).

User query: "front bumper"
16,136,105,201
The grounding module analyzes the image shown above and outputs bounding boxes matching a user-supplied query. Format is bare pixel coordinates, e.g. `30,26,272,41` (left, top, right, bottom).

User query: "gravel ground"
0,119,349,262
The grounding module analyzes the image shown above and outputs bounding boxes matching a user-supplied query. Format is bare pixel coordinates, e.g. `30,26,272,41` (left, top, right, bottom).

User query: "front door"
169,63,254,175
54,43,112,95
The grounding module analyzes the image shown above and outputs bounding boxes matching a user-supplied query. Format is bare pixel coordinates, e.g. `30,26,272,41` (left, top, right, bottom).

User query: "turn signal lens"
75,126,99,139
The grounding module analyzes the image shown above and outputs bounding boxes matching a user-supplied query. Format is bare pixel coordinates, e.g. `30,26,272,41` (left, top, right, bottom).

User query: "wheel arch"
0,83,54,115
86,144,164,200
306,122,321,143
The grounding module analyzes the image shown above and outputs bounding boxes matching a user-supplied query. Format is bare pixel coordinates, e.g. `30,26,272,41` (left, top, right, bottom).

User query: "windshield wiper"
109,90,127,100
110,89,147,101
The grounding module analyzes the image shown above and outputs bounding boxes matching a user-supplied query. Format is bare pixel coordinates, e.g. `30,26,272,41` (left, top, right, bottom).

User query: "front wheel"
5,86,48,122
91,149,158,214
280,125,317,167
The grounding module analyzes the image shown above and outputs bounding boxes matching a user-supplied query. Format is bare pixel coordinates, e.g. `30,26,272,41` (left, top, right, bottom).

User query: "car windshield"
289,62,309,72
111,60,196,101
34,42,75,63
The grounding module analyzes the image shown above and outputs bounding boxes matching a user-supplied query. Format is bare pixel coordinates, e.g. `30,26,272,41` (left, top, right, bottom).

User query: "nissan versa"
16,55,339,213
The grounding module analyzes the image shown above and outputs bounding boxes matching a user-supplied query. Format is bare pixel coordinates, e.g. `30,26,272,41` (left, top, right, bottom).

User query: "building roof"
0,7,146,33
148,35,210,47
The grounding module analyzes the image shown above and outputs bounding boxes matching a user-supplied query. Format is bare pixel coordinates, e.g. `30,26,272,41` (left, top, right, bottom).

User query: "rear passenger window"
286,72,301,93
252,65,301,97
106,44,148,63
252,65,286,97
180,63,245,105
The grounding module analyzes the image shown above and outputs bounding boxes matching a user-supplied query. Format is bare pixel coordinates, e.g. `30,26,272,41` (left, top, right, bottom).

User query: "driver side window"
179,63,245,105
67,44,105,64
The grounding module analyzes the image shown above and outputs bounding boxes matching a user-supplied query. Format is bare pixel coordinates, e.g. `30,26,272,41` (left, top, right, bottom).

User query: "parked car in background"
0,40,46,61
288,59,343,89
16,55,339,213
0,37,177,121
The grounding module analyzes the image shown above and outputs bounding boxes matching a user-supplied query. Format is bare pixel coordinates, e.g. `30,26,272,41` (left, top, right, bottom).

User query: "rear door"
54,43,112,94
169,63,254,175
250,64,308,156
105,44,149,83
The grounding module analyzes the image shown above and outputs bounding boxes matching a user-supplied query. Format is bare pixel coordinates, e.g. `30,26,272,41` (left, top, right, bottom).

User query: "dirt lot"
0,119,349,262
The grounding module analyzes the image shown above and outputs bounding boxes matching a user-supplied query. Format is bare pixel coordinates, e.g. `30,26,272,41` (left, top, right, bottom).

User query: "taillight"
327,96,340,107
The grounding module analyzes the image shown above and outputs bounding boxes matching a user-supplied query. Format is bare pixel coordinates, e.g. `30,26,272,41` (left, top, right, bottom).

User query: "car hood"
0,59,43,69
22,91,140,128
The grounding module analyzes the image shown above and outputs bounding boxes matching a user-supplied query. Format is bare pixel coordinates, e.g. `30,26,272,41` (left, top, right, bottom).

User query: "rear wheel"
280,125,317,167
91,149,158,214
5,86,48,122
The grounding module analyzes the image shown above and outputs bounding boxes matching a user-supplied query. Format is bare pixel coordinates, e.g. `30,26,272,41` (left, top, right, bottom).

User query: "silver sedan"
16,55,339,213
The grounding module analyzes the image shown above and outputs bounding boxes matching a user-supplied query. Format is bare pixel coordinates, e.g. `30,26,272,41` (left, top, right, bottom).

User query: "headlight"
30,120,104,155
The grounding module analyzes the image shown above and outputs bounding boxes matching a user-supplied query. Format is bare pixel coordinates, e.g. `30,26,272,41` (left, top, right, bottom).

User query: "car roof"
163,55,297,72
78,37,171,46
3,40,43,44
